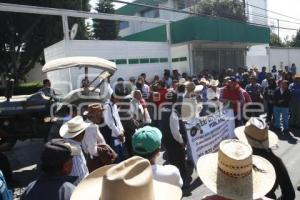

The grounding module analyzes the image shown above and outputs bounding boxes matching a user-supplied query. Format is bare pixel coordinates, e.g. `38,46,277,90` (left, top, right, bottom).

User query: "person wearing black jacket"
273,80,291,133
253,148,295,200
235,117,295,200
160,91,187,187
264,78,277,124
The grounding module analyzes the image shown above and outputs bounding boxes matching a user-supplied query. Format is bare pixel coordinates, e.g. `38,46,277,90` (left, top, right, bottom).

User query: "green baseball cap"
132,126,162,155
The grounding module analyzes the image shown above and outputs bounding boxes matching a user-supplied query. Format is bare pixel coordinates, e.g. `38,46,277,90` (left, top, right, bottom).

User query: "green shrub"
0,81,43,96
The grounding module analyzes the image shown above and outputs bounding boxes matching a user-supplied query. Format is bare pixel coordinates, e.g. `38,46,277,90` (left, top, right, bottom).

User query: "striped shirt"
65,139,89,185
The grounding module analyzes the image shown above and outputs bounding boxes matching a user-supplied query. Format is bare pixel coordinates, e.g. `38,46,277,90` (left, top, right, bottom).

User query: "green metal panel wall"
121,16,270,44
121,25,167,42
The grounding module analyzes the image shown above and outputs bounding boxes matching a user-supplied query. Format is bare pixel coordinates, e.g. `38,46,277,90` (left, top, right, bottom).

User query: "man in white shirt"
103,93,126,163
59,116,90,185
132,126,183,188
82,104,106,159
160,91,187,187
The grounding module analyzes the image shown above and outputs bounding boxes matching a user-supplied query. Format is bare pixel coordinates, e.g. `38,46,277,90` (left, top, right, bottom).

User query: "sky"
268,0,300,39
90,0,300,39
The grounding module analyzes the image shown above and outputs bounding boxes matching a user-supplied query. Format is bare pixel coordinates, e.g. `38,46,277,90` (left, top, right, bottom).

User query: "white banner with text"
186,109,235,165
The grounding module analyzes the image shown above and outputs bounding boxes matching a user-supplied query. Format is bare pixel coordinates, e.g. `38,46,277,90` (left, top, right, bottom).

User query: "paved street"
3,128,300,200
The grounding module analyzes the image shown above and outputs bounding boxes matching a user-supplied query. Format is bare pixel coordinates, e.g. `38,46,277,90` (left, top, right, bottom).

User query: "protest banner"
186,109,235,165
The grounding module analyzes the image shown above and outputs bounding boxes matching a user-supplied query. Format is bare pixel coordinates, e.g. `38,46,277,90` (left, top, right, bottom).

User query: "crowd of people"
1,63,299,200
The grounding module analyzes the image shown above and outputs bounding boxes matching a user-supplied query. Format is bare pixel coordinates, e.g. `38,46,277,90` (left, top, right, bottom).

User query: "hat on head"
178,78,186,85
234,117,278,149
199,78,209,85
71,156,182,200
209,79,219,87
132,126,162,155
83,103,105,116
185,81,196,93
117,77,124,82
41,139,73,167
197,139,276,200
60,116,90,139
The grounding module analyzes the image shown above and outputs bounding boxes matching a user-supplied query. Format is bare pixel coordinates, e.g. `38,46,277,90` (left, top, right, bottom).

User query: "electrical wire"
114,0,299,31
246,3,300,22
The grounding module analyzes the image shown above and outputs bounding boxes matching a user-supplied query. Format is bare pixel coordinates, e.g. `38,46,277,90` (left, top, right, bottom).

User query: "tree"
93,0,119,40
194,0,247,21
0,0,90,83
270,33,285,47
291,29,300,47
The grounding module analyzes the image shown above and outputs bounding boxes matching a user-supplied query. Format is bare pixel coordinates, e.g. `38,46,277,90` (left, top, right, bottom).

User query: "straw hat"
199,78,209,85
197,139,276,200
59,116,90,139
235,117,278,149
209,79,219,87
185,81,196,93
71,156,182,200
83,103,105,116
178,78,186,85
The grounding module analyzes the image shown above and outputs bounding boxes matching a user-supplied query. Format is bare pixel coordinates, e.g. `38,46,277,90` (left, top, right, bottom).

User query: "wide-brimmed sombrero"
59,116,90,139
197,139,276,200
71,156,182,200
235,117,278,149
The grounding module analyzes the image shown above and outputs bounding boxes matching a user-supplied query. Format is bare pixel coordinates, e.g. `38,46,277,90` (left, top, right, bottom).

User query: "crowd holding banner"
186,109,235,164
1,64,299,200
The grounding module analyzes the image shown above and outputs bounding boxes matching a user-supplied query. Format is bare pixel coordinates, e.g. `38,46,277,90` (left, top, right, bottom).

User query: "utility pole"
243,0,246,18
277,19,280,44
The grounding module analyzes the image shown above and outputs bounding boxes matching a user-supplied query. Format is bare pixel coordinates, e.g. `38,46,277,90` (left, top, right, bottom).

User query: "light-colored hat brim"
209,81,219,87
71,164,182,200
197,153,276,200
83,108,105,116
234,126,278,149
59,122,90,139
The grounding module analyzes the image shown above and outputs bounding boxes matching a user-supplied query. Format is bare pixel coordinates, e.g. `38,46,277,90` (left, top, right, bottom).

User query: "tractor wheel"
0,129,17,152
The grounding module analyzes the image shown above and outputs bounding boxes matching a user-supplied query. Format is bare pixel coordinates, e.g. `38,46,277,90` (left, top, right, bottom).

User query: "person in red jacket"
153,80,168,108
220,76,245,126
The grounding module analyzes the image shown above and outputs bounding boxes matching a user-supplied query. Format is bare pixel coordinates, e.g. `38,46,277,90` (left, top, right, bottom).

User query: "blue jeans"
273,106,289,130
111,137,125,163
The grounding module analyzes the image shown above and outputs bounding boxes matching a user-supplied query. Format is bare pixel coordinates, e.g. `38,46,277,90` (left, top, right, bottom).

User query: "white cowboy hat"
178,78,186,85
199,78,209,85
209,79,219,87
235,117,278,149
59,116,90,139
197,139,276,200
71,156,182,200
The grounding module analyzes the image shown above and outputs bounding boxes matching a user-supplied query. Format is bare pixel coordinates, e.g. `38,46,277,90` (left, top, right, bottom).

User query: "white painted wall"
269,48,300,71
171,44,190,73
44,40,66,62
44,40,171,93
246,44,269,69
246,46,300,72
